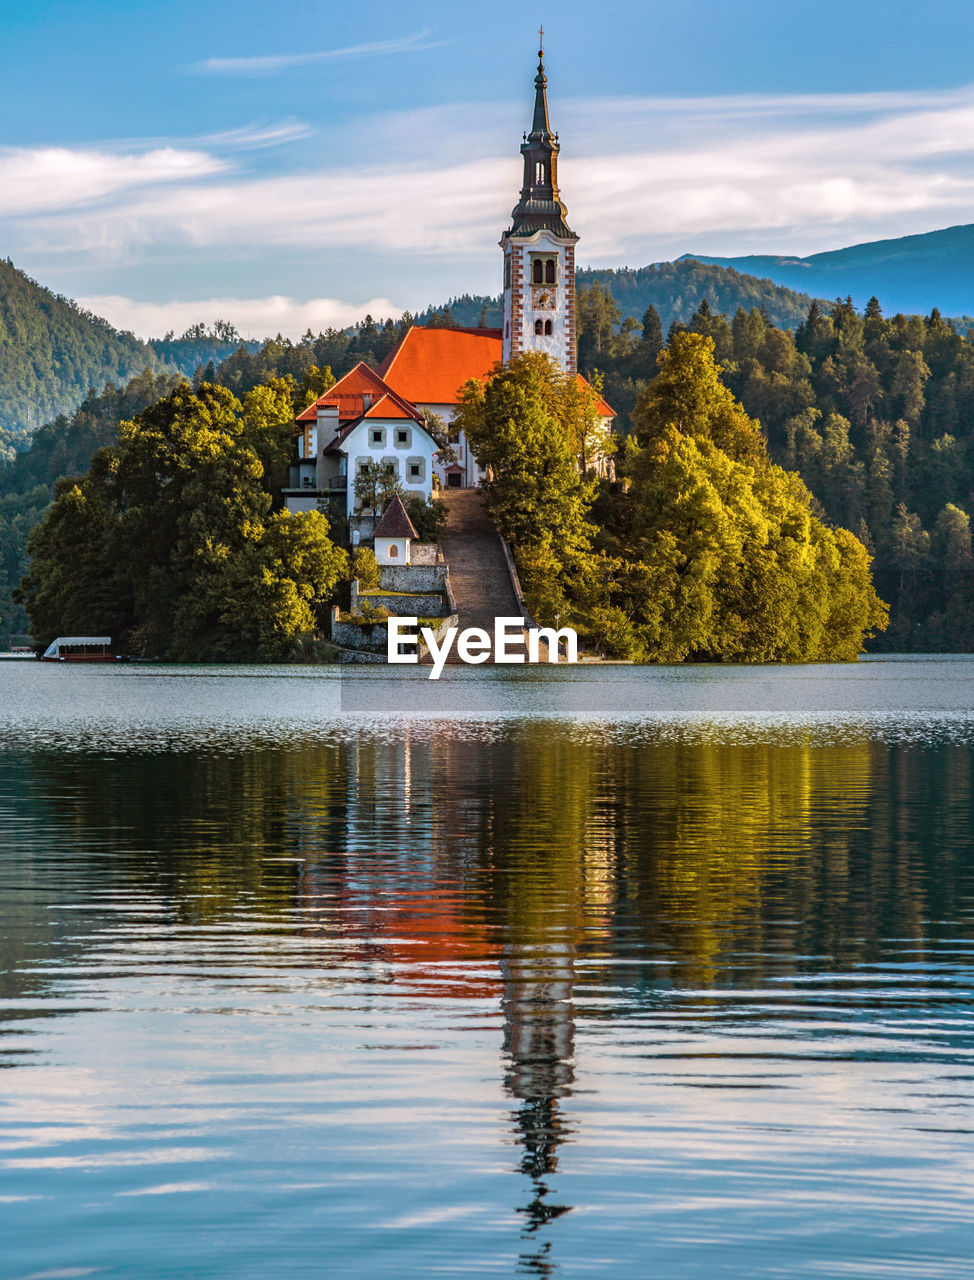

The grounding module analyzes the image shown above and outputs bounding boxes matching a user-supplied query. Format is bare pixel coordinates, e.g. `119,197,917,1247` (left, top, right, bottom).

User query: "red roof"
374,494,419,540
295,361,423,425
377,325,615,417
377,326,503,404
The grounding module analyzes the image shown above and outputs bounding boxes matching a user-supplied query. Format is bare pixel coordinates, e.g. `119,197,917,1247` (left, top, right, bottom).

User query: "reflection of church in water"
291,699,618,1270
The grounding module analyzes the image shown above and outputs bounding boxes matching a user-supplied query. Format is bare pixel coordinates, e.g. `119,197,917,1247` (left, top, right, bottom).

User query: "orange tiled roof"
377,326,503,404
377,325,615,417
295,361,423,425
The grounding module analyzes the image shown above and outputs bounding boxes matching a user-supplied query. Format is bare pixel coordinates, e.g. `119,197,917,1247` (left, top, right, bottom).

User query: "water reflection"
1,669,974,1276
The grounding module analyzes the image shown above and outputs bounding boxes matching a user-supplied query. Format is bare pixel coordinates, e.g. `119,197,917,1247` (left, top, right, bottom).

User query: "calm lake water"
1,658,973,1278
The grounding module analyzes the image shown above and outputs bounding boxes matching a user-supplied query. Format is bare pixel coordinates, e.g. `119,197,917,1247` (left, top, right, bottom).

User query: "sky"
5,0,974,338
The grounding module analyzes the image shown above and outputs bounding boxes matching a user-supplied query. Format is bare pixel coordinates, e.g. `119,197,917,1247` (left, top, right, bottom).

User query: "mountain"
0,258,260,444
682,223,974,321
576,260,817,331
0,258,161,440
423,260,818,334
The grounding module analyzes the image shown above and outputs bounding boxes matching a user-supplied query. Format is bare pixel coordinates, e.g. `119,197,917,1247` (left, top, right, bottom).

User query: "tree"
610,333,887,661
17,381,347,660
353,459,402,515
297,365,336,409
454,352,598,624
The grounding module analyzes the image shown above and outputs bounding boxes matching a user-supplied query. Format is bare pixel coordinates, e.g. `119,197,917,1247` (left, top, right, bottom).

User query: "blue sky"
5,0,974,337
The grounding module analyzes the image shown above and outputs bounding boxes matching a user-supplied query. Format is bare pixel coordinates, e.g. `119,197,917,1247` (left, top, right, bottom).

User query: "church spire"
503,37,577,242
500,38,579,374
531,33,552,138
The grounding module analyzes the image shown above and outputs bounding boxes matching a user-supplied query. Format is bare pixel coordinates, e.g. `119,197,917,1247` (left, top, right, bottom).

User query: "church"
283,43,614,520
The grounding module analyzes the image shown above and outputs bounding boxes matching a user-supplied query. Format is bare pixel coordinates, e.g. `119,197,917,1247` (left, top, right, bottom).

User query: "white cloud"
75,294,407,340
0,146,225,216
194,29,447,76
11,82,974,289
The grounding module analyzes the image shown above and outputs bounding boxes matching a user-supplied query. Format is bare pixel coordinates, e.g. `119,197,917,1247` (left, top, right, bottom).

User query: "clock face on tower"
533,288,555,311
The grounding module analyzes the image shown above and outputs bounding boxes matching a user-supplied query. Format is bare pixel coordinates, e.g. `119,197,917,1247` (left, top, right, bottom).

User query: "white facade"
284,408,438,519
501,230,577,373
375,536,412,565
342,417,436,518
411,401,483,489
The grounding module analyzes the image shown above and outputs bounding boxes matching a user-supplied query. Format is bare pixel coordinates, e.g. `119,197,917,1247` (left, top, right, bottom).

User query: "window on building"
544,320,553,335
396,428,410,446
533,259,544,284
504,320,509,338
409,463,421,480
370,428,385,447
545,258,556,284
535,161,545,184
535,319,543,335
504,258,511,288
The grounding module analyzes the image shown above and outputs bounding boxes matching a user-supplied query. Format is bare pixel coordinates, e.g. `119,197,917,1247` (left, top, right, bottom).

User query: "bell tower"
501,34,579,374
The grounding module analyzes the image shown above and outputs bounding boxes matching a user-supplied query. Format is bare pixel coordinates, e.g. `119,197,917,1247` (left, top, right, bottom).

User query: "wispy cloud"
75,294,407,341
0,146,225,217
194,29,447,76
11,83,974,295
195,119,313,150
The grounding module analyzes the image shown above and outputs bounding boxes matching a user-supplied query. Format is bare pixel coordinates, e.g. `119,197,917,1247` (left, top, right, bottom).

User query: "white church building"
283,43,614,522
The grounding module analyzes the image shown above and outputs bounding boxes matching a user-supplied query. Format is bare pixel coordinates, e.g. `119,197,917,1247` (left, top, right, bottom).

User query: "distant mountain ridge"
682,223,974,319
421,259,819,334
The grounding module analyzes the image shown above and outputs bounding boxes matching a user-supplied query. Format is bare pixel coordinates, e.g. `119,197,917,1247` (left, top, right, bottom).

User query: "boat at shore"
41,636,123,663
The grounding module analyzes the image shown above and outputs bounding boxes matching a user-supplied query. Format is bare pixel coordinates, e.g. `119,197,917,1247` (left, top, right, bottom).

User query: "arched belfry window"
533,259,544,284
535,162,545,185
545,259,556,284
535,319,543,335
544,320,553,336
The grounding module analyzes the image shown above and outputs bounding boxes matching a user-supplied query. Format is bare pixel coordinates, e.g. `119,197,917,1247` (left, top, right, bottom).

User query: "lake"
1,658,973,1278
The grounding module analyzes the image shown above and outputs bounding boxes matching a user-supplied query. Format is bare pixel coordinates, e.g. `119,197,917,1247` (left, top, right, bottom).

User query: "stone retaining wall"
378,562,448,593
329,605,459,662
359,590,448,618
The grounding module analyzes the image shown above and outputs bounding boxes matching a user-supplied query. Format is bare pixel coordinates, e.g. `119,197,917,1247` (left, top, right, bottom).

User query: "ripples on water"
0,659,973,1278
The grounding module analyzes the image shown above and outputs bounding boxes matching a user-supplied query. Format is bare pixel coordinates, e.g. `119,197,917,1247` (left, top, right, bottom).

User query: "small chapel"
283,41,614,521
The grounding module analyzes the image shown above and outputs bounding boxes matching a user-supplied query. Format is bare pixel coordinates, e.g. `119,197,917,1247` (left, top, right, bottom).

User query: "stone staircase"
436,489,532,662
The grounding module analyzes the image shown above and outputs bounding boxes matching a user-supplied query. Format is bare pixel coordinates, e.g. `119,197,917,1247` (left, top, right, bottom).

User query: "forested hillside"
6,279,974,652
0,259,160,439
578,293,974,650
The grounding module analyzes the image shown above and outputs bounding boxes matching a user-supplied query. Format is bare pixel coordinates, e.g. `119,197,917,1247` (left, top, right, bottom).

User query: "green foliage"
297,365,337,409
353,459,403,515
454,352,598,625
0,369,186,645
16,381,347,661
351,546,381,589
577,290,974,650
593,334,888,660
403,494,447,543
0,258,162,437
